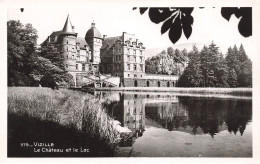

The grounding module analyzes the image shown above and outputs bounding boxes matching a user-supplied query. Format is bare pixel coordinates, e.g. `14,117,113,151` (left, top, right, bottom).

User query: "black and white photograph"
1,0,260,163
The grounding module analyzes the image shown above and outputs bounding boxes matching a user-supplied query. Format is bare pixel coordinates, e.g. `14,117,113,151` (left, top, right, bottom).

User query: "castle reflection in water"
94,91,252,147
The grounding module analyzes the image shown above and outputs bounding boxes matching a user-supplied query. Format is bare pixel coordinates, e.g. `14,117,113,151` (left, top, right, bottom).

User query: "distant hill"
144,43,205,59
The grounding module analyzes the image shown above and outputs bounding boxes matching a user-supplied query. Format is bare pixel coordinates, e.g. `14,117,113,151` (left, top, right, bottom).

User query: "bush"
40,73,57,89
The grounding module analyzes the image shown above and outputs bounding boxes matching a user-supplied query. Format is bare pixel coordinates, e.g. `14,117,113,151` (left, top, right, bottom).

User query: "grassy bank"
95,87,252,96
8,87,119,157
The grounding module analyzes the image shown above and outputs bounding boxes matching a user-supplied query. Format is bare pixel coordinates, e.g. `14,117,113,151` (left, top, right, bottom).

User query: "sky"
7,6,254,57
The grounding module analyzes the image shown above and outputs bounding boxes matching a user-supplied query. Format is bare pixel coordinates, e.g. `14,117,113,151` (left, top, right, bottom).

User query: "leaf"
221,7,238,21
168,16,182,44
238,8,252,37
180,8,194,15
149,8,173,24
181,13,193,39
161,16,174,35
139,8,148,15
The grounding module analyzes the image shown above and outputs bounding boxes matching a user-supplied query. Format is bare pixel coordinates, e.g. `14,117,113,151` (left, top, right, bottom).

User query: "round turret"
85,22,102,41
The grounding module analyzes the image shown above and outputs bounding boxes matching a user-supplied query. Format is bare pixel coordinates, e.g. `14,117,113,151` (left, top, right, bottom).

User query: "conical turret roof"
61,15,76,35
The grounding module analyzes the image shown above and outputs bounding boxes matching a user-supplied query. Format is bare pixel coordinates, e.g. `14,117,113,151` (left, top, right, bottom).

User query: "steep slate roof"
101,36,121,49
76,37,90,49
61,15,76,35
41,15,76,45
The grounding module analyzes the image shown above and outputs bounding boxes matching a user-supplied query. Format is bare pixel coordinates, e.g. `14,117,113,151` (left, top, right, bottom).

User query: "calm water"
94,91,252,157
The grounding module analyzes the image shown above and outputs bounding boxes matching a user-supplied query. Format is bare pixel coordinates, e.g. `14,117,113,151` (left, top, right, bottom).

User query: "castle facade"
41,15,179,88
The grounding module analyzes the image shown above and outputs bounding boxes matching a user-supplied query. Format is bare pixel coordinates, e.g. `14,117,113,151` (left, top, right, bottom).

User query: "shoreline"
80,87,252,96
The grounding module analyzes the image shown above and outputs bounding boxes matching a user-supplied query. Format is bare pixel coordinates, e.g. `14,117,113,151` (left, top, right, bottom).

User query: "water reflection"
95,91,252,156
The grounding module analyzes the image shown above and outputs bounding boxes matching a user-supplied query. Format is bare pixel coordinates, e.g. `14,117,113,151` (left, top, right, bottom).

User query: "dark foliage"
40,73,57,89
7,20,38,86
221,7,252,37
177,43,252,88
8,20,74,87
134,7,252,44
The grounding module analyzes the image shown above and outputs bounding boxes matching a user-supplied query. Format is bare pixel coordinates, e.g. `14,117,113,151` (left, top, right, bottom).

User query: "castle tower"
60,15,77,72
85,22,103,73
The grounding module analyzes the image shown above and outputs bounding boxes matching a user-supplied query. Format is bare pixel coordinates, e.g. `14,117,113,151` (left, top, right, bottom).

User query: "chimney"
103,35,107,40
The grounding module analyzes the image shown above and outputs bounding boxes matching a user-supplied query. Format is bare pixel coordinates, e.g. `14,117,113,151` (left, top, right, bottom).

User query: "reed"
8,87,120,155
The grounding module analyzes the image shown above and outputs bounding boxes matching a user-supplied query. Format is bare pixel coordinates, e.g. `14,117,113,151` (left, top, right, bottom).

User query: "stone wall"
123,78,177,87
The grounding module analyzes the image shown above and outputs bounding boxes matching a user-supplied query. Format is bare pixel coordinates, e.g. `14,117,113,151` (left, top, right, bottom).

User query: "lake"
94,91,252,157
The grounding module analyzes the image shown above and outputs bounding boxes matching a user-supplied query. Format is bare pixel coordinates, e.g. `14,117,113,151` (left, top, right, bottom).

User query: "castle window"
134,74,137,77
140,56,143,62
128,74,130,77
66,54,68,59
66,40,68,44
127,55,130,61
82,64,85,71
127,64,130,70
72,55,74,59
134,50,136,54
66,64,68,68
76,64,78,70
140,65,143,71
127,48,130,54
119,56,121,62
134,57,136,62
134,64,137,71
140,50,142,55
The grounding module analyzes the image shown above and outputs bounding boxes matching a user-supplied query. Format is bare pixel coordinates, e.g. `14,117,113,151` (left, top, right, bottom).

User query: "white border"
1,0,260,164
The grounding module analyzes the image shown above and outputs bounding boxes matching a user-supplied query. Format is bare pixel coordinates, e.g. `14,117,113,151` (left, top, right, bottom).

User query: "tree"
40,73,57,89
177,45,204,87
238,44,248,62
7,20,38,86
8,20,74,87
33,46,75,87
237,59,252,87
145,47,188,75
178,43,230,88
134,7,252,44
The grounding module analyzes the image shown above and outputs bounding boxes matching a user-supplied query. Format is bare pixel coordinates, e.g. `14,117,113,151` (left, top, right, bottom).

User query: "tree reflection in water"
146,96,252,137
98,91,252,146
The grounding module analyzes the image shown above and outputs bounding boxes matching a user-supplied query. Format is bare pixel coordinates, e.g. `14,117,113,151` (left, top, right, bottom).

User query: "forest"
177,43,252,87
145,42,252,88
